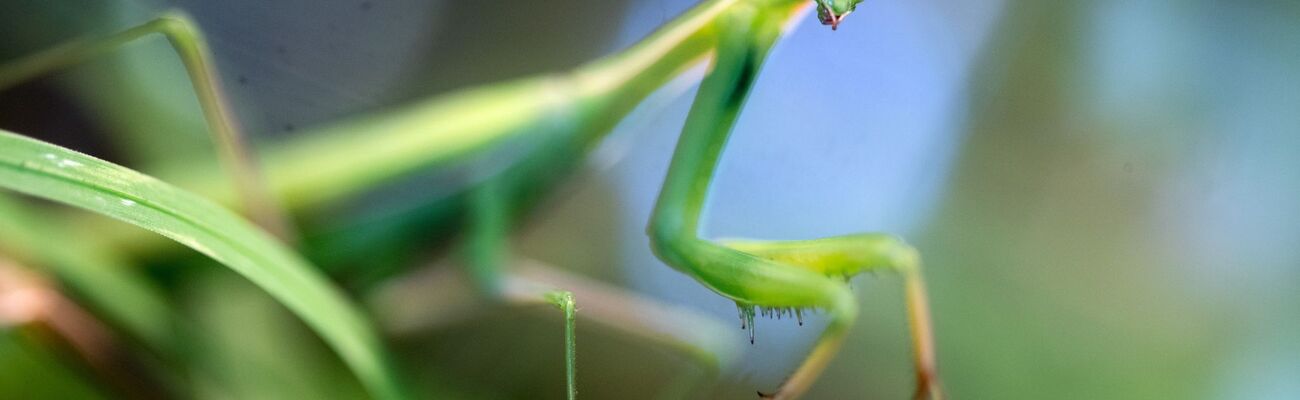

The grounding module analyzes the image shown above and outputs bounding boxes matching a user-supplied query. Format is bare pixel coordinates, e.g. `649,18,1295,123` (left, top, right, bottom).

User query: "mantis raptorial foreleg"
0,11,292,239
647,4,942,399
723,235,943,398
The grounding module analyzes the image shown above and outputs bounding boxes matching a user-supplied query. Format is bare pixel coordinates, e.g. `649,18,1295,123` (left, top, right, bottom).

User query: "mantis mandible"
0,0,940,398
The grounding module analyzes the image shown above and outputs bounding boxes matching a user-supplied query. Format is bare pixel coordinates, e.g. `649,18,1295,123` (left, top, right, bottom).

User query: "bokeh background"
1,0,1298,399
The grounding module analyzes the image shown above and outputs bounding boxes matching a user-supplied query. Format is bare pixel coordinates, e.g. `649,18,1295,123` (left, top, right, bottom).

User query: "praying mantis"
0,0,941,398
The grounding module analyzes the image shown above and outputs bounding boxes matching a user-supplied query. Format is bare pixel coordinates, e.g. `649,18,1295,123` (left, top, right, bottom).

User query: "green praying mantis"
0,0,941,398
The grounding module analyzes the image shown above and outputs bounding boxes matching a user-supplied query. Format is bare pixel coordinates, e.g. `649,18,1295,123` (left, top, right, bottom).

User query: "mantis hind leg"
465,178,748,399
377,254,742,399
0,11,291,239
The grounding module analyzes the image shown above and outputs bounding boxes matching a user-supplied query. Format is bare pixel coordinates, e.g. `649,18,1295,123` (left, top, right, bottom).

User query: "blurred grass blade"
0,130,408,400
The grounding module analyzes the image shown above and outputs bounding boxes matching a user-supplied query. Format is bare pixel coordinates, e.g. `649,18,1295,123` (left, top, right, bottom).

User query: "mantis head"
814,0,862,30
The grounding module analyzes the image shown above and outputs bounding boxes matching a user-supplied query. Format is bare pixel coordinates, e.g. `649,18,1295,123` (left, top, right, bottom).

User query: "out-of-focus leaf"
0,129,407,400
0,331,111,400
187,271,366,400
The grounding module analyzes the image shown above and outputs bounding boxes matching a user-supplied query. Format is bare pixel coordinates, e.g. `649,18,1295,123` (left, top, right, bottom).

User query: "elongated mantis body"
0,0,940,398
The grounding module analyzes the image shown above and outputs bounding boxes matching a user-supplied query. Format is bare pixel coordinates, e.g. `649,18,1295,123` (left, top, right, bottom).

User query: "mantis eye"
815,0,860,30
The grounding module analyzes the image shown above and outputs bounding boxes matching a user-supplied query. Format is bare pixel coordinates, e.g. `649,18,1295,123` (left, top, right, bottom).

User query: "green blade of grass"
0,130,408,400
